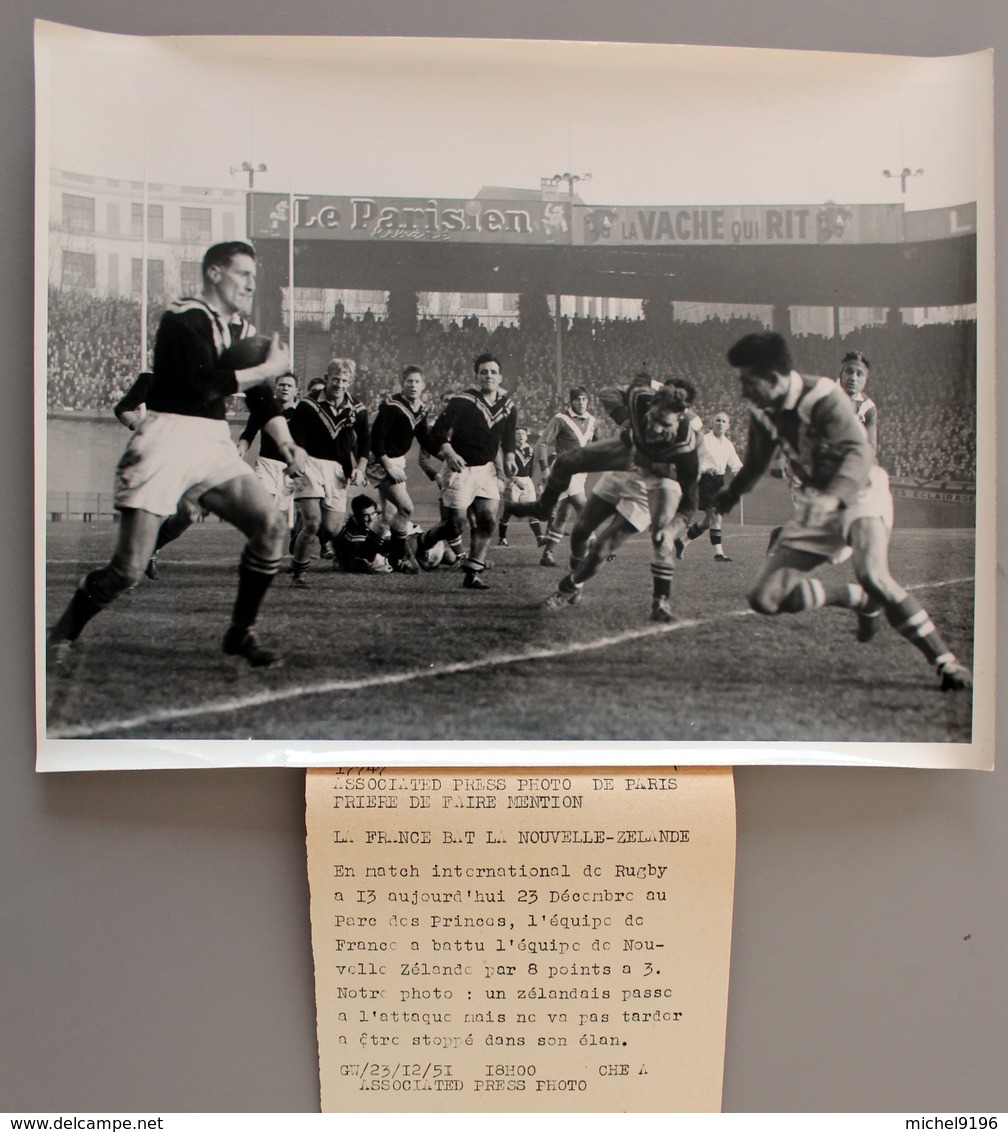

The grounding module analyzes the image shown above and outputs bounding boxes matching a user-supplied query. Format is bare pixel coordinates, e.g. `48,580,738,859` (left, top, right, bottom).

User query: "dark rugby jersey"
369,394,431,460
334,517,385,572
623,383,699,463
239,405,297,462
513,443,534,478
147,299,280,423
430,387,517,467
289,394,369,476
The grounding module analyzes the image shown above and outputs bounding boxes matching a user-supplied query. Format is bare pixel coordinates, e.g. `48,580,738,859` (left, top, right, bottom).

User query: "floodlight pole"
882,166,924,193
542,172,591,396
230,160,268,238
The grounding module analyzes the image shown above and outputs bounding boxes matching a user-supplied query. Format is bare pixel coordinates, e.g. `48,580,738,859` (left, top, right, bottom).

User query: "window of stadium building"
61,250,95,289
61,193,94,233
131,258,164,299
180,261,202,297
130,202,164,240
461,293,488,309
180,206,212,244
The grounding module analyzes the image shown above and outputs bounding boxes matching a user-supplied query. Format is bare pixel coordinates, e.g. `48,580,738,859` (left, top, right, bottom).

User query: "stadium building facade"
47,168,248,302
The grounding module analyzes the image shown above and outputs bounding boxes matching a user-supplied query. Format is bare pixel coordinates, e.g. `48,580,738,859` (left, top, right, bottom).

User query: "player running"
365,365,431,574
409,353,517,590
497,427,543,546
287,358,369,586
536,387,598,566
48,240,305,669
715,331,971,691
237,372,299,519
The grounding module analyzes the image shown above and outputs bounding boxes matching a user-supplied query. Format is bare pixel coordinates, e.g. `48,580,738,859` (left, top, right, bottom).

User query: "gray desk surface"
4,0,1005,1113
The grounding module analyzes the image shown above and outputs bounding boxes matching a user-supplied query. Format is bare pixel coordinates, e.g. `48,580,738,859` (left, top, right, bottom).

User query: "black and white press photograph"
35,25,994,768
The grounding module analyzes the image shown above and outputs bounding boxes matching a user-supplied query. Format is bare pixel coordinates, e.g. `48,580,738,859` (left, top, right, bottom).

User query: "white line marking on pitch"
47,577,974,739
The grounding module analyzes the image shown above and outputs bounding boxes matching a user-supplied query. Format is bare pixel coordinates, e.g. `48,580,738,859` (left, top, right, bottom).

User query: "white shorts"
592,470,684,534
779,465,894,558
114,412,252,519
292,455,348,513
507,476,536,506
365,454,406,488
593,470,651,532
441,462,500,510
558,471,588,502
255,456,295,504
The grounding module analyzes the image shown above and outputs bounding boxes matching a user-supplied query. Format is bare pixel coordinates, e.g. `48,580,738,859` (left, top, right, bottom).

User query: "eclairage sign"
250,194,976,247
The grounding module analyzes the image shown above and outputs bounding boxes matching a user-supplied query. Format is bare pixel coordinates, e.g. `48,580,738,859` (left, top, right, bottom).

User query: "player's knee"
748,585,779,615
855,564,900,603
651,534,676,563
748,573,792,615
101,558,144,595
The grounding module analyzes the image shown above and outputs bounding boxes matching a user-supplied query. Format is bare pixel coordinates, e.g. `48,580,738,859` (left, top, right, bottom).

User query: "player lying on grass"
48,240,306,669
715,331,971,692
543,380,700,623
331,494,393,574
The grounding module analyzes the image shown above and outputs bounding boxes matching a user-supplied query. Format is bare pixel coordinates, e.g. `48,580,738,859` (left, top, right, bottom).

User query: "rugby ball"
219,334,275,371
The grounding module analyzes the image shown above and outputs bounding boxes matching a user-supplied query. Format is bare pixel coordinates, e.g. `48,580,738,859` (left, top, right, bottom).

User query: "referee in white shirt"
675,411,742,562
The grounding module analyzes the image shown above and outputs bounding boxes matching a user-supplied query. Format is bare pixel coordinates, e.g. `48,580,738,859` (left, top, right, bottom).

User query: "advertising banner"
250,193,572,245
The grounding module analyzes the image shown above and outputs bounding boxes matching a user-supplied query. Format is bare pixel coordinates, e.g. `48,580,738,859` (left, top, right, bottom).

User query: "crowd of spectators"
46,288,978,483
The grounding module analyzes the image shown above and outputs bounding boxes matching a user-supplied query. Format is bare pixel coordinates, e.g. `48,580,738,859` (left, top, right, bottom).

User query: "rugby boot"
650,596,675,623
222,627,282,668
938,660,972,691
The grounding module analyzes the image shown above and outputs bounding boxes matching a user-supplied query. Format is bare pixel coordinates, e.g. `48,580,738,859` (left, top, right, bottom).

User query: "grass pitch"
44,521,974,744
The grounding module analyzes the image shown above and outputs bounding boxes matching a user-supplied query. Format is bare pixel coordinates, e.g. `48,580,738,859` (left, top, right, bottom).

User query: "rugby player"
48,240,305,668
768,348,878,558
332,494,392,574
715,331,971,691
544,380,700,622
537,387,598,566
497,427,542,546
237,372,299,519
410,353,517,590
365,365,431,573
838,350,878,450
287,358,369,586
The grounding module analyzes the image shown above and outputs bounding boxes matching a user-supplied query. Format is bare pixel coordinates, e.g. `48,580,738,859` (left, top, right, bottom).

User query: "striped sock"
779,577,827,612
651,561,675,599
885,595,953,667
